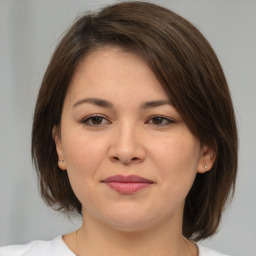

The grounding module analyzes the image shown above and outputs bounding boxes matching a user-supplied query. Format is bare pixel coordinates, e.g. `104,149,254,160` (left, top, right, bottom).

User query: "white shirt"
0,236,230,256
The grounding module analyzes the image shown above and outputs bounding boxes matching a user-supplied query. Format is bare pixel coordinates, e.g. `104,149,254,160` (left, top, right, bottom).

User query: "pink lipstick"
102,175,153,194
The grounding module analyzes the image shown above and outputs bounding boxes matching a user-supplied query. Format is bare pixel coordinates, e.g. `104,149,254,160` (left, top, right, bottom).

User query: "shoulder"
198,244,230,256
0,236,75,256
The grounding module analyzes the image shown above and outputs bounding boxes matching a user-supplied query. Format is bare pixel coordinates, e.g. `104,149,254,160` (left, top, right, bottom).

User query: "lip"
102,175,154,194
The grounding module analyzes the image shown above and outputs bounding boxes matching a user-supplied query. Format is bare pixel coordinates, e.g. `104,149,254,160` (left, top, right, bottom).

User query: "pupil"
92,116,102,124
153,117,163,124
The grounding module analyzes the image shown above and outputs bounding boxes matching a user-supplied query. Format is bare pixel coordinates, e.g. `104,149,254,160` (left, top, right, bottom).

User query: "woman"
0,1,237,255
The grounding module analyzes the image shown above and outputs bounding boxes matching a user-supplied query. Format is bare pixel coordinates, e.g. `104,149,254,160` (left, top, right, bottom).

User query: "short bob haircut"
32,1,238,241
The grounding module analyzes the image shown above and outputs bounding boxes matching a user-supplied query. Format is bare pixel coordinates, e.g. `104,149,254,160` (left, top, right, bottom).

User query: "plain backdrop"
0,0,255,255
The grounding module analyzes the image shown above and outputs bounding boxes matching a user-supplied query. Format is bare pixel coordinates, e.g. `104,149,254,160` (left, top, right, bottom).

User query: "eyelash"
81,114,110,126
81,114,175,127
146,115,175,127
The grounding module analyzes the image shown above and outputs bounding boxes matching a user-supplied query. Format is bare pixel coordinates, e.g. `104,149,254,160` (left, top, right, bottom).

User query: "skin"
53,47,215,256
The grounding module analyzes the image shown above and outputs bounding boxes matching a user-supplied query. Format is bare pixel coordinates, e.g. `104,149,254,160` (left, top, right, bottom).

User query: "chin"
101,209,159,233
107,219,154,233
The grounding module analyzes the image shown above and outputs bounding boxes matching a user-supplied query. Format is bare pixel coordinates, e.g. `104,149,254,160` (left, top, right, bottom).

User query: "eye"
81,114,110,126
147,116,174,126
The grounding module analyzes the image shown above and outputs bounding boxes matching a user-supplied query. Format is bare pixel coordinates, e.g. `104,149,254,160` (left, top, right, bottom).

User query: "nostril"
111,156,140,164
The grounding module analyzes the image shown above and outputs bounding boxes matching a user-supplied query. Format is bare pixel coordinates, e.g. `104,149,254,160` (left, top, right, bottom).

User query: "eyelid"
80,114,175,127
81,114,111,126
146,115,175,126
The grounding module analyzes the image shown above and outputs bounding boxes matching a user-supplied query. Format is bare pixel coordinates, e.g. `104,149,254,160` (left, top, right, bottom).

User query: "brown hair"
32,1,238,241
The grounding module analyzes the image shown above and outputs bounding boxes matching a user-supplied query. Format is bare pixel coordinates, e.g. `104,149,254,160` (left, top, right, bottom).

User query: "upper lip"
102,175,153,183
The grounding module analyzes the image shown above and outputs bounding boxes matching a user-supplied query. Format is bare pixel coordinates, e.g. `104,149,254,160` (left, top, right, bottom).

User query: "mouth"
102,175,154,194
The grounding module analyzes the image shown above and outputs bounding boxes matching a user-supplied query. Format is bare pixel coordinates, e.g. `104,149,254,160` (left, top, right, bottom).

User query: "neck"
69,209,197,256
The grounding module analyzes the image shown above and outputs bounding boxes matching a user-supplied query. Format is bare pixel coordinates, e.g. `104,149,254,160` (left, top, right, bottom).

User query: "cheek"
61,134,109,206
151,135,200,192
61,132,108,181
155,135,200,168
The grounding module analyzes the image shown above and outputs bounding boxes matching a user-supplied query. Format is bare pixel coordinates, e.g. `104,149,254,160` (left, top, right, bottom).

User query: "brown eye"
82,115,110,126
147,116,174,126
152,117,164,125
91,116,103,125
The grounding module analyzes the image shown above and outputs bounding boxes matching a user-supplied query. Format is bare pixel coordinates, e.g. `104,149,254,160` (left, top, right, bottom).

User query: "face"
54,47,214,232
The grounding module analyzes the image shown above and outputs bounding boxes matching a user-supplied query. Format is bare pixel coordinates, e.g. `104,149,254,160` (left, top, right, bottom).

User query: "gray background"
0,0,255,255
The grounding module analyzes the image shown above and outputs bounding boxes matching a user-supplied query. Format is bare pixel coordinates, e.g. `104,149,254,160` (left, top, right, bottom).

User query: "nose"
108,123,146,165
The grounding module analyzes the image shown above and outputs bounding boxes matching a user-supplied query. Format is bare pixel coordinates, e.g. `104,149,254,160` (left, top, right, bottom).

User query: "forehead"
66,47,169,103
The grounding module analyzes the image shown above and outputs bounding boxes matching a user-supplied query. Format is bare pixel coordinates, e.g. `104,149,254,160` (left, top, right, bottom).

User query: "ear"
52,126,66,170
197,145,216,174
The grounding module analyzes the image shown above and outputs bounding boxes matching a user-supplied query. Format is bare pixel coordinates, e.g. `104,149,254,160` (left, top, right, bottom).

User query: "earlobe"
52,126,66,170
197,145,216,174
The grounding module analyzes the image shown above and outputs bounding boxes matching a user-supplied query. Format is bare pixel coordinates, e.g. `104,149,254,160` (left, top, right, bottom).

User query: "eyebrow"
141,99,173,108
72,97,172,109
73,98,113,108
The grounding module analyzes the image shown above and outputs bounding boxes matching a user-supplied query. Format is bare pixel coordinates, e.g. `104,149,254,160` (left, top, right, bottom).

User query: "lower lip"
104,182,152,194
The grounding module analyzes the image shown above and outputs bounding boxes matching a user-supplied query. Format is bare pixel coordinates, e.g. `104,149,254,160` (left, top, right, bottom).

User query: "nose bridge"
109,119,145,164
119,120,137,147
